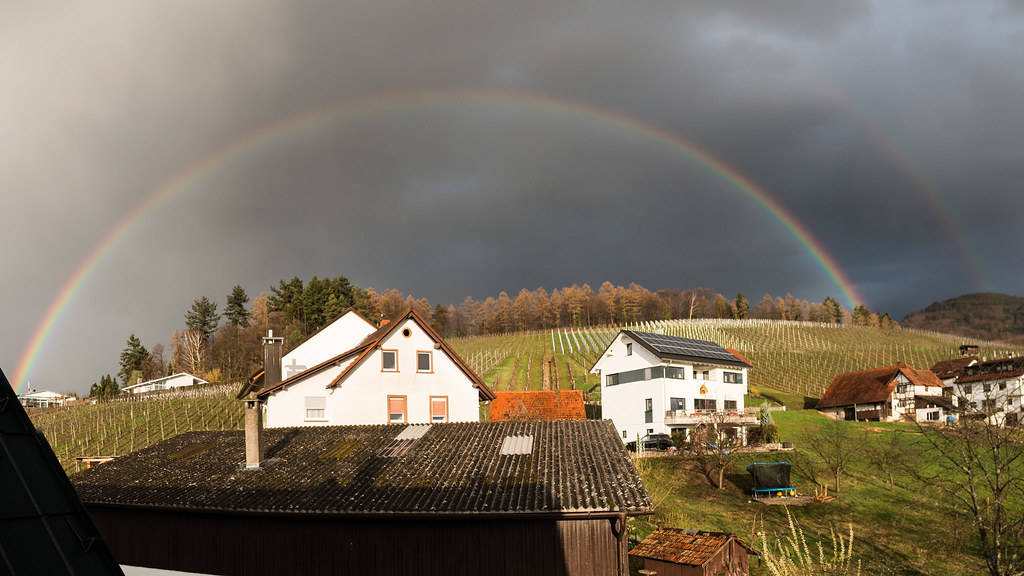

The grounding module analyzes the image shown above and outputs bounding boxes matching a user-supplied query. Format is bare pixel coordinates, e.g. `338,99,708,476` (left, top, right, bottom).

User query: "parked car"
625,433,672,452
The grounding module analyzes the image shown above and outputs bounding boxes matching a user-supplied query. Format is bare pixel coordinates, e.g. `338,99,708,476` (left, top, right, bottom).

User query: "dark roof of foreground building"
0,367,124,575
817,363,944,409
489,390,586,421
615,331,752,369
72,420,652,517
956,356,1024,384
628,528,758,566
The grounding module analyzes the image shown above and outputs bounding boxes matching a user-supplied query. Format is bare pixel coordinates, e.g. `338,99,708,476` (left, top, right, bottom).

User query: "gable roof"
930,357,979,380
488,391,586,421
956,356,1024,384
71,420,652,517
817,363,943,409
257,308,496,402
628,528,758,566
0,367,123,575
595,331,752,370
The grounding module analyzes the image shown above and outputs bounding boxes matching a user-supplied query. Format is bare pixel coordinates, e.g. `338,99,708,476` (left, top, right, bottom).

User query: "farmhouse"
121,372,207,395
951,355,1024,425
930,356,979,386
817,363,949,423
488,390,587,421
628,528,759,576
71,417,653,576
250,308,495,427
0,368,122,575
590,330,754,443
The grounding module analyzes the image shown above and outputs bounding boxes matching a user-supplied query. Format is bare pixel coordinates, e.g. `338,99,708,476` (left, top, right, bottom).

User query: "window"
623,430,628,439
694,398,717,411
606,373,619,387
305,396,326,420
927,411,940,421
644,398,653,423
964,385,972,394
387,396,407,423
647,428,654,434
381,350,398,371
665,366,685,379
1000,382,1008,391
896,383,910,394
626,343,632,356
984,383,992,393
417,351,432,373
724,400,737,411
430,396,448,423
723,372,743,384
670,397,686,411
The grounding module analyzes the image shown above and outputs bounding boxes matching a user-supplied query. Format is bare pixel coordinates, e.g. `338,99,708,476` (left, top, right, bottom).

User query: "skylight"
500,435,534,455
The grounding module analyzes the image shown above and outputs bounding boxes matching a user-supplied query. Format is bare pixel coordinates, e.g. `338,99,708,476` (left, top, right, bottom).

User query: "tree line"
91,276,895,397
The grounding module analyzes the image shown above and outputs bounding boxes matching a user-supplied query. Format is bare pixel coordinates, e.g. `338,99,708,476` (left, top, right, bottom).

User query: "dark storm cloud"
3,0,1024,394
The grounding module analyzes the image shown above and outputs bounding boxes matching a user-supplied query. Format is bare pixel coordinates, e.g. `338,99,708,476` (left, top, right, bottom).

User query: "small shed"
629,528,758,576
746,462,795,498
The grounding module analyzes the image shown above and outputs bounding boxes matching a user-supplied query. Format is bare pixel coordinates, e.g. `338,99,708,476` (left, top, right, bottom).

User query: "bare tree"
173,329,206,375
917,418,1024,576
866,429,915,492
800,418,859,494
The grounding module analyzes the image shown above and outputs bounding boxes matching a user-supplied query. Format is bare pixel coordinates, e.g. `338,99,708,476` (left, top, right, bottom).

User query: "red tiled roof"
488,391,586,421
930,357,978,380
628,528,758,566
817,363,943,409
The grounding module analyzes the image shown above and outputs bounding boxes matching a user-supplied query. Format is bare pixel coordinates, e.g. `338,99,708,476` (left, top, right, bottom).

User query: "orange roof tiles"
628,528,757,566
488,391,586,421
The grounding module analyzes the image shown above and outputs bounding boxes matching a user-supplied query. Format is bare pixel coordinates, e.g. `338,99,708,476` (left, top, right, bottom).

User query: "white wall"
266,317,481,427
280,311,377,380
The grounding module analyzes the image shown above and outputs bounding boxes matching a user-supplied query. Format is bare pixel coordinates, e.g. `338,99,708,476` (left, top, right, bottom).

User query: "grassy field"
629,386,986,575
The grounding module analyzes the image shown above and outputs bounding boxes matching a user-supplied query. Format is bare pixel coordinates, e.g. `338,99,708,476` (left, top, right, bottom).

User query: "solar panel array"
630,331,742,363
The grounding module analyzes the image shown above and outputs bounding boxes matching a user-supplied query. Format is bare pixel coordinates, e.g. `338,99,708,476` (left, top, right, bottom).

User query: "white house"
17,390,74,408
255,308,496,427
121,373,208,395
951,356,1024,426
590,330,754,444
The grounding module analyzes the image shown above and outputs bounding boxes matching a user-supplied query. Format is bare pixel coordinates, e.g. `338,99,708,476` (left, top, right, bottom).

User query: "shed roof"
0,367,123,575
71,420,652,517
628,528,758,566
817,363,943,409
488,390,586,421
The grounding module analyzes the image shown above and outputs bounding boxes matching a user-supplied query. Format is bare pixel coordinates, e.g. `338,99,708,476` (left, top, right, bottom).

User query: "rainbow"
13,87,865,393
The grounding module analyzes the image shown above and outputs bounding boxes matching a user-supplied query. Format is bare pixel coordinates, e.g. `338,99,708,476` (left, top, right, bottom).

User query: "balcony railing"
663,408,760,426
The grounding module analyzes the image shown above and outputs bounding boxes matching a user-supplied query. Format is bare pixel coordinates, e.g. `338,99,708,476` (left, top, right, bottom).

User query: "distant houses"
591,330,755,443
817,363,952,423
17,389,75,408
121,372,207,395
71,418,653,576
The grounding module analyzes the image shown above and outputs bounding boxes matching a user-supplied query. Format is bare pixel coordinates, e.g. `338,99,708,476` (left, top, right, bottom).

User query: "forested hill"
902,292,1024,343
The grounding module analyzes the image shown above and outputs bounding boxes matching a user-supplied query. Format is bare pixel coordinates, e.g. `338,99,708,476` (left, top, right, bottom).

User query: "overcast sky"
4,1,1024,394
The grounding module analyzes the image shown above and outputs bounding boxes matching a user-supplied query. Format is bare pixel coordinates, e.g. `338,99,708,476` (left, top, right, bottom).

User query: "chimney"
263,329,284,391
379,318,390,328
245,398,265,468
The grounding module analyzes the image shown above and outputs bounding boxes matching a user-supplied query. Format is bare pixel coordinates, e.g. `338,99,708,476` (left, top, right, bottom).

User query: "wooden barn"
71,415,652,576
629,528,758,576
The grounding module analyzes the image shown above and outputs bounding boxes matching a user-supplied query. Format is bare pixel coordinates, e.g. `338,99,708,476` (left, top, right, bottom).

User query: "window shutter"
305,396,326,411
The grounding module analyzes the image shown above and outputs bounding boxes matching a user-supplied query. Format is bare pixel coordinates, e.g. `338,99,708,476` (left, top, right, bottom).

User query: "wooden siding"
87,506,628,576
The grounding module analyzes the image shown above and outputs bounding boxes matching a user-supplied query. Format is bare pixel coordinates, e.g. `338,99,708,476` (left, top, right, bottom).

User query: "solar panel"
630,331,742,363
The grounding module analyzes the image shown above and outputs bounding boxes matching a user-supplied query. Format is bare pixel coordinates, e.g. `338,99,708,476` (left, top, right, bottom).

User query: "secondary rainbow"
14,87,865,392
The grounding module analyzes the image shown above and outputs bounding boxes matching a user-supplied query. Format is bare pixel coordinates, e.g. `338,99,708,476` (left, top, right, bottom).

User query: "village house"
817,363,952,423
628,528,759,576
951,355,1024,425
17,389,75,408
121,372,207,395
0,368,122,575
247,308,495,427
70,413,654,576
488,390,587,421
590,330,755,444
930,356,979,387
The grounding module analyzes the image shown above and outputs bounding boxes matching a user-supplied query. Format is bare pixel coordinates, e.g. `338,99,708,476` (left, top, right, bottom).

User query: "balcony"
664,408,760,427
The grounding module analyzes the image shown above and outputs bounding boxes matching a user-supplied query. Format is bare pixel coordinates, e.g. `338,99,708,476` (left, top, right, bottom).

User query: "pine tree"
734,293,749,320
224,285,251,327
118,334,148,388
185,296,220,341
